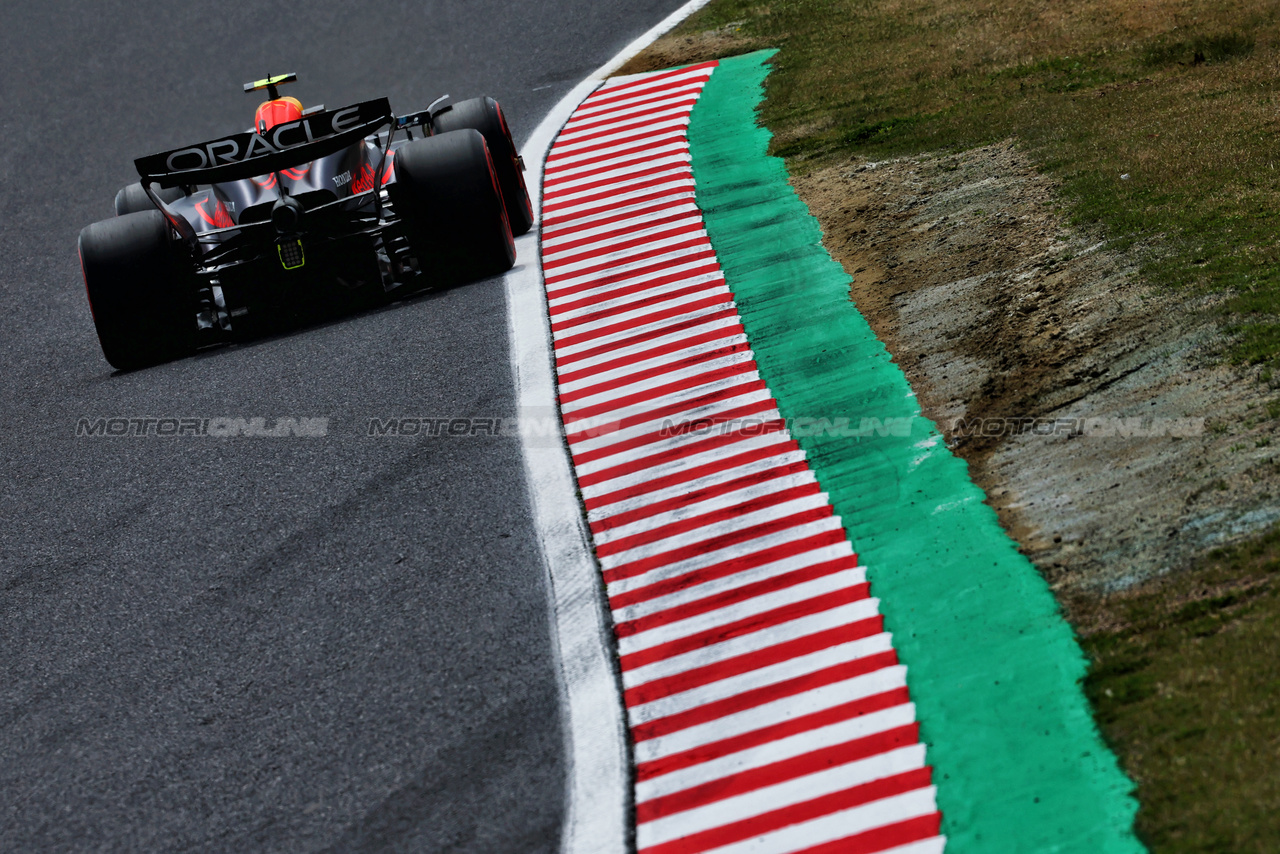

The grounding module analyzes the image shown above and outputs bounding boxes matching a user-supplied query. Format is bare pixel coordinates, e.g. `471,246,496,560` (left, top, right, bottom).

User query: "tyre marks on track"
541,62,945,854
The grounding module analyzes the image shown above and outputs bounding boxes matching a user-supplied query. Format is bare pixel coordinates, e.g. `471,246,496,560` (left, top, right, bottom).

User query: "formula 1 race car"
79,73,532,371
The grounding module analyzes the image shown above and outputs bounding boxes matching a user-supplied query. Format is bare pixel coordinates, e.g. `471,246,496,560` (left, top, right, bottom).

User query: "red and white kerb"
541,60,945,854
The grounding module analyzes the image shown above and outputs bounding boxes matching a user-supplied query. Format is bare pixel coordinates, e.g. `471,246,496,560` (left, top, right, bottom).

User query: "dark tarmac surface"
0,1,686,850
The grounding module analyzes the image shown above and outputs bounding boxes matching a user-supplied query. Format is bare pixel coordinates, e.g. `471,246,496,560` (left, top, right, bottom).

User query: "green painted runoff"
686,50,1145,853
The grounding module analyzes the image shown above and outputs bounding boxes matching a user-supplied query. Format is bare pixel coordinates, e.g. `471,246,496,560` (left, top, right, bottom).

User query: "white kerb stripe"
554,298,733,360
549,269,724,324
634,665,909,764
548,252,715,304
543,200,700,252
543,155,692,202
568,386,772,458
620,600,881,689
562,91,703,131
545,227,711,278
565,86,705,126
612,542,858,625
543,164,693,211
556,103,699,143
626,633,897,727
564,370,763,440
583,66,714,107
543,216,708,270
545,138,690,181
546,134,690,172
543,195,699,243
574,70,713,115
558,328,747,395
562,349,753,418
577,425,786,500
634,704,918,804
593,466,815,546
550,117,692,158
599,492,833,570
619,570,864,658
695,788,938,854
603,517,848,598
637,745,928,849
874,839,948,854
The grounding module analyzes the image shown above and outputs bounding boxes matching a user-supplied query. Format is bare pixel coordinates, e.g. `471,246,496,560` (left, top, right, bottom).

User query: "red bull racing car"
79,73,532,371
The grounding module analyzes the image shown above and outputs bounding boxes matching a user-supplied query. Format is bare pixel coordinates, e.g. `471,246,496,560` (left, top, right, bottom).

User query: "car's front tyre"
431,97,534,236
113,183,185,216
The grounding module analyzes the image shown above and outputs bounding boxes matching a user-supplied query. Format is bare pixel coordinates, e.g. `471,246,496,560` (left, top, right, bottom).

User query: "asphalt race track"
0,1,687,850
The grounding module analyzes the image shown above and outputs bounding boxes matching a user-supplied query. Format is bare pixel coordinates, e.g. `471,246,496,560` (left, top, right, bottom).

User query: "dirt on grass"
792,143,1280,597
623,39,1280,597
620,22,763,74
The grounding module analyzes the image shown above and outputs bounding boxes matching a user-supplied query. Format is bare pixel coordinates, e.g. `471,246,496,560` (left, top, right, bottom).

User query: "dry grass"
649,0,1280,364
1071,529,1280,852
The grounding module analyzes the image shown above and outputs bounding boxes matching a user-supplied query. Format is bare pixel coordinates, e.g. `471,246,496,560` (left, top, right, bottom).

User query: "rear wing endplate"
135,98,392,189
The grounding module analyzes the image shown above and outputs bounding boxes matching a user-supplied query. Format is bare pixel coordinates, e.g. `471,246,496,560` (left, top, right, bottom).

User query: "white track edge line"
505,2,717,853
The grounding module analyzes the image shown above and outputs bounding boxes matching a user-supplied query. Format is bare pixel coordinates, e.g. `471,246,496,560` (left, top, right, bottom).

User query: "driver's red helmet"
254,97,304,132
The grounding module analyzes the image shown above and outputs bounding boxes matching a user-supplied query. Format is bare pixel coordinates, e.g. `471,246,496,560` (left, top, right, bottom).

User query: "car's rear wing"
135,98,393,189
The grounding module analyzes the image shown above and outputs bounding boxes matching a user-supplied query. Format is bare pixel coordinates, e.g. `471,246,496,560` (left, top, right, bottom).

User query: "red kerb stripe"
788,814,943,854
560,341,751,406
560,93,700,136
620,586,867,672
634,690,910,783
542,158,690,204
550,263,722,319
575,61,716,105
552,295,733,351
623,616,884,707
635,723,923,822
542,207,699,260
556,322,744,387
542,198,692,244
591,458,809,532
561,360,757,424
554,306,737,368
553,111,695,150
571,398,778,470
578,420,785,490
603,505,834,585
551,277,727,337
637,769,933,854
615,564,861,638
597,481,823,558
546,139,690,180
547,251,718,304
630,649,899,743
543,171,695,216
607,532,852,615
581,425,792,505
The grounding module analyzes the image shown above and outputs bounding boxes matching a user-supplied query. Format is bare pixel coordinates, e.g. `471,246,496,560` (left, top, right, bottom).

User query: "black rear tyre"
431,97,534,236
114,183,185,216
391,129,515,286
79,210,197,371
